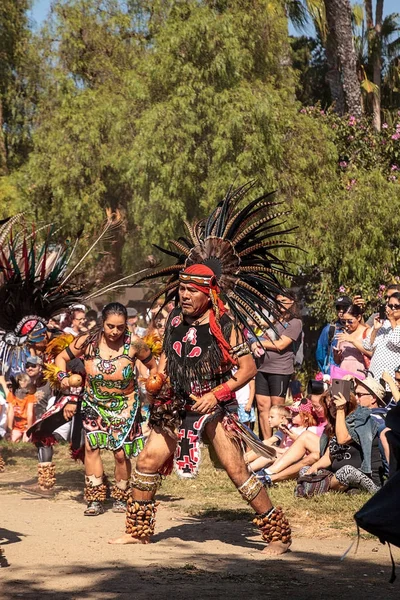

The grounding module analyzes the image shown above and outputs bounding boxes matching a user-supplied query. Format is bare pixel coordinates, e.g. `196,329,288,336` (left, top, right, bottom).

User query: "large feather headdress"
133,181,296,336
0,212,121,376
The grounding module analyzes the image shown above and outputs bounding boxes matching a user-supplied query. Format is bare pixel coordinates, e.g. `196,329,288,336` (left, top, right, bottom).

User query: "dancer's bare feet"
261,541,291,556
108,534,151,545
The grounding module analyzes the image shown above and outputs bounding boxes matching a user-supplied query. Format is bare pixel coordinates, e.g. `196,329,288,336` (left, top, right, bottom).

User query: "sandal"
112,499,127,513
84,501,104,516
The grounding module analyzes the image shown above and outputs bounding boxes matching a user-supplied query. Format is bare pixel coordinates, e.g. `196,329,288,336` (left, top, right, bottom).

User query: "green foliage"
291,107,400,323
1,0,400,333
0,0,36,172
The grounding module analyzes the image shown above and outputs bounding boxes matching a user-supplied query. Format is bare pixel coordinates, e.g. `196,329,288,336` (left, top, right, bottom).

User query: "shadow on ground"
1,549,398,600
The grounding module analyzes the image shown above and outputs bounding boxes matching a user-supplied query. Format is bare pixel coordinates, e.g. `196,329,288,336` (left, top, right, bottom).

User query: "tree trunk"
372,0,383,131
324,0,362,117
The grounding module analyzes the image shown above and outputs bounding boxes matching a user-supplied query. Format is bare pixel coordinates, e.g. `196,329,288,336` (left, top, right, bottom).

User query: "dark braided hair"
101,302,127,321
75,302,128,354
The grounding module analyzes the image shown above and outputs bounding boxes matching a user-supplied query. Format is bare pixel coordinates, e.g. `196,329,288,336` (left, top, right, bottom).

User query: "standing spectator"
333,304,372,378
363,292,400,397
253,293,303,439
63,307,87,337
127,307,146,337
366,284,400,327
6,374,36,442
316,295,351,374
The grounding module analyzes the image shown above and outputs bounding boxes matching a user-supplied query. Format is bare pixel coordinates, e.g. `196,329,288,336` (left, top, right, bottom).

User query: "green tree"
0,0,33,174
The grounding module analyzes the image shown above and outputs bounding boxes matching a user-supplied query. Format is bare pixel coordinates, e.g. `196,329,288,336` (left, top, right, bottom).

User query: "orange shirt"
8,391,36,432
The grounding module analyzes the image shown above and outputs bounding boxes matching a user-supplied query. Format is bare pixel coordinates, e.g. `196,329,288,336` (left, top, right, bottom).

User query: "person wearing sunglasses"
333,305,372,378
363,291,400,400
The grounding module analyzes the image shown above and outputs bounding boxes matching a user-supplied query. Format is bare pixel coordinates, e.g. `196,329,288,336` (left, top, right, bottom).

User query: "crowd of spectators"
2,285,400,500
242,286,400,497
0,303,158,444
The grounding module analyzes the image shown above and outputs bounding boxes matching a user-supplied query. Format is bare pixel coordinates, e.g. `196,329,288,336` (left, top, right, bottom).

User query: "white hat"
354,375,385,403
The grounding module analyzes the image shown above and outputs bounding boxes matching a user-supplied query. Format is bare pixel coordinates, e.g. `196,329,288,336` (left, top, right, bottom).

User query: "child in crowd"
245,405,292,472
236,378,256,429
247,400,320,473
5,374,36,442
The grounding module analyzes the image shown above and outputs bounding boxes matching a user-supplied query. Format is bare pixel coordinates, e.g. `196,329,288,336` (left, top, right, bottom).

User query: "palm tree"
286,0,361,116
351,4,400,129
323,0,362,116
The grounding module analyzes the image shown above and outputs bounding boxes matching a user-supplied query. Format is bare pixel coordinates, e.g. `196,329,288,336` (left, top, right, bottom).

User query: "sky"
30,0,400,30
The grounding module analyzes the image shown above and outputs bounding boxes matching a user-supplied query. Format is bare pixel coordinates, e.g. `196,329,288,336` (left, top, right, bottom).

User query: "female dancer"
56,302,157,515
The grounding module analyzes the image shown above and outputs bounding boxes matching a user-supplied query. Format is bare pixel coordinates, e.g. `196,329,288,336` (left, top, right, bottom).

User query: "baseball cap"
127,307,138,318
335,296,352,307
26,356,43,366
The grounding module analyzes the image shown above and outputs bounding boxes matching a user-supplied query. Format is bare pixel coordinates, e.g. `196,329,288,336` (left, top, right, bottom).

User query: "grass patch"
0,440,370,538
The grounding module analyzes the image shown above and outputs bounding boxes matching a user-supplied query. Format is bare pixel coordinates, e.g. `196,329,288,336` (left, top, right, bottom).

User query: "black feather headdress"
0,212,121,376
133,181,297,336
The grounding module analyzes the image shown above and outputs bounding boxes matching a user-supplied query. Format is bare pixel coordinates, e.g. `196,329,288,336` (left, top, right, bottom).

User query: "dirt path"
1,484,400,600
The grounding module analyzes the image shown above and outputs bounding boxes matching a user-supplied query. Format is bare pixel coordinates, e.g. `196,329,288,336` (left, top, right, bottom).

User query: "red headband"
180,264,233,364
179,265,220,294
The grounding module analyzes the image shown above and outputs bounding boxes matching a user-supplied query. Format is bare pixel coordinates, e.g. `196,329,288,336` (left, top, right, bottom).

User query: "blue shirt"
315,321,344,374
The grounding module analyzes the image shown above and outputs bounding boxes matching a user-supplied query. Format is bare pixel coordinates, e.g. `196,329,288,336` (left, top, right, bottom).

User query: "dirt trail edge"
1,491,399,599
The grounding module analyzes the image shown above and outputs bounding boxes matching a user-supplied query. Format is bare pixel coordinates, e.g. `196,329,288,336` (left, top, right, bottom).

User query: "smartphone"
331,379,351,402
378,305,387,321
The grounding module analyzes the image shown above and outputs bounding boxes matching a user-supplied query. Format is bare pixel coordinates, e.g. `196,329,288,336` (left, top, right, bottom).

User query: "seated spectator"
245,405,292,471
333,304,371,378
372,371,400,473
308,378,329,425
252,399,322,480
5,374,36,442
298,389,381,494
259,386,382,493
381,368,400,404
363,292,400,399
316,295,351,374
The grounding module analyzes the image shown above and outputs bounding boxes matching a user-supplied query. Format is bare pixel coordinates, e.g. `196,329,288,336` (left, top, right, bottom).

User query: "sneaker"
21,483,55,498
255,469,273,487
112,499,127,513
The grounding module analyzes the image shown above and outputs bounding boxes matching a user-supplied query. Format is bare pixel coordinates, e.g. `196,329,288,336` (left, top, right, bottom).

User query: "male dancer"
111,184,293,553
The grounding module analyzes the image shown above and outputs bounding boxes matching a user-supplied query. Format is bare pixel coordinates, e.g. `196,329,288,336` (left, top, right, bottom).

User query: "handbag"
295,469,334,498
